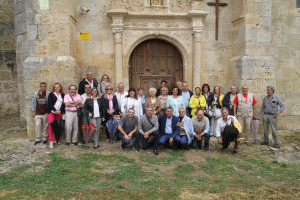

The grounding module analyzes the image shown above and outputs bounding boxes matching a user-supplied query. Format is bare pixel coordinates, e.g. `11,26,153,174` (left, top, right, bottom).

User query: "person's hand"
196,104,200,108
32,112,35,119
88,113,92,118
169,138,174,144
208,106,211,110
230,105,233,109
234,114,237,118
253,114,257,119
212,102,217,105
153,111,157,115
144,132,149,138
109,111,113,115
124,135,130,140
55,110,61,115
102,118,105,122
218,137,223,144
176,122,180,127
273,113,279,119
128,133,133,139
198,134,203,141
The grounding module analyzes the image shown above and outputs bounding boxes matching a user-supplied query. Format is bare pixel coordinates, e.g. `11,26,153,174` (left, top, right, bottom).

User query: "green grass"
0,152,300,199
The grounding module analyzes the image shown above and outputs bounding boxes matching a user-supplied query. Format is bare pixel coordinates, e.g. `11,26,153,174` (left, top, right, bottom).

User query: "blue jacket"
222,92,238,109
158,114,180,138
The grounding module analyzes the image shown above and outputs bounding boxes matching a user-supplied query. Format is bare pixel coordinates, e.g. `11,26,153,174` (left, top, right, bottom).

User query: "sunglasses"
107,88,113,90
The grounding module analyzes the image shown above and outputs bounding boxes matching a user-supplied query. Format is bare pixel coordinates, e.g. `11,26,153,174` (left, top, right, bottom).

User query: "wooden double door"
129,39,183,96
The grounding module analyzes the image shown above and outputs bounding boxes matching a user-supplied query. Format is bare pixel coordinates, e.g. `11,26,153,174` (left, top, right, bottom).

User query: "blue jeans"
118,131,141,149
174,135,188,148
192,133,210,149
159,134,173,146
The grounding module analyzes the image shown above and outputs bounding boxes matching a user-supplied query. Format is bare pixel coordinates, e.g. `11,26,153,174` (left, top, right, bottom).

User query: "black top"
101,94,120,121
47,93,65,114
208,94,222,109
84,98,103,118
78,78,98,95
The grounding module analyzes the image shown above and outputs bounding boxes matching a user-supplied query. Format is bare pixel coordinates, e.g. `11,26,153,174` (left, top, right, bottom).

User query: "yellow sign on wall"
80,32,90,40
39,0,49,9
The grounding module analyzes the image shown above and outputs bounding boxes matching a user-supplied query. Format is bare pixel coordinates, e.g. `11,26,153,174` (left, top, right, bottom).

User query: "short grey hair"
118,82,124,87
86,71,92,75
179,107,186,112
266,85,275,92
149,87,157,93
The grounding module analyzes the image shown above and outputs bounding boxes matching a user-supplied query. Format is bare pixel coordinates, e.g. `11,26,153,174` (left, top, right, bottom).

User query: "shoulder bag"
69,94,82,117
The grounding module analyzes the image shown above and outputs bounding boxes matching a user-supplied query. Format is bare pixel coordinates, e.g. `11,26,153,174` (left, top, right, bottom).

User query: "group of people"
32,72,285,155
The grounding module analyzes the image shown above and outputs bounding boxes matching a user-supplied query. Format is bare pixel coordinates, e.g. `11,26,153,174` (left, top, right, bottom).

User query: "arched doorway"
129,39,183,96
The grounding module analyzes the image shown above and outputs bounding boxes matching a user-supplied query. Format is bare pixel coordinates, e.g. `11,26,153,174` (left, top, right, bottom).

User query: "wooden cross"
207,0,227,40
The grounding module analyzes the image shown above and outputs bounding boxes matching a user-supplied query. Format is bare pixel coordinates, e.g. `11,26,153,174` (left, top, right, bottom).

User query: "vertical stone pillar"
188,11,208,89
113,31,123,85
192,31,202,89
107,10,128,86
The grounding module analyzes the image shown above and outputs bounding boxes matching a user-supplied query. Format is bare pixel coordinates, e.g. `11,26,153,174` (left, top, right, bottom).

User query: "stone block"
0,102,19,117
295,17,300,26
245,26,257,42
0,71,11,81
257,26,271,43
278,1,289,16
245,42,261,55
3,82,18,92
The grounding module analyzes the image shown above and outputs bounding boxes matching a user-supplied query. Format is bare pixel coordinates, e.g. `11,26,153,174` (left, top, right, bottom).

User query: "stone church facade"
0,0,299,138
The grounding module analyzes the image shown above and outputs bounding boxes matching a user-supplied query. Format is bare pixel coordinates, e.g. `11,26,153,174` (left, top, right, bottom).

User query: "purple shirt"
64,93,81,111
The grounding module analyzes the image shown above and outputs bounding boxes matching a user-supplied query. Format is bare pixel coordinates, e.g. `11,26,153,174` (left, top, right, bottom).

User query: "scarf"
107,93,113,111
181,114,194,144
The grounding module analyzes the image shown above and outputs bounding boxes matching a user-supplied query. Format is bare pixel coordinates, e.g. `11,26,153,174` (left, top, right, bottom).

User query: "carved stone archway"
107,0,208,90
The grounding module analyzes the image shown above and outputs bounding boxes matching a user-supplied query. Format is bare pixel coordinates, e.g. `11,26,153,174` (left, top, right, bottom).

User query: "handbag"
69,94,82,117
204,109,213,117
214,108,222,118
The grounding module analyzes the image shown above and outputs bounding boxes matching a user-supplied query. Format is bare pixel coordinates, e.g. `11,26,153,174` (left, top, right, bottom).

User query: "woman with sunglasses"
101,85,119,142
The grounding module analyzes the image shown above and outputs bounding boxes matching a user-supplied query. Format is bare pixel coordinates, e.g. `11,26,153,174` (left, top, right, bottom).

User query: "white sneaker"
49,141,54,149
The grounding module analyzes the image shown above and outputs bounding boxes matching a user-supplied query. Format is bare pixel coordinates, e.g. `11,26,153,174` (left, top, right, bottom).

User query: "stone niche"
107,0,208,90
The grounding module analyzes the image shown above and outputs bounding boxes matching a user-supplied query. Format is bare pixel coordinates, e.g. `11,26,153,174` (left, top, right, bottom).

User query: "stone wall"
230,0,300,130
0,0,18,117
201,0,234,92
13,0,80,138
75,0,115,86
271,0,300,129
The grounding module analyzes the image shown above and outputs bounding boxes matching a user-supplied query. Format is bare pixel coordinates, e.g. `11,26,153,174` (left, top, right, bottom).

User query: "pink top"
64,93,81,111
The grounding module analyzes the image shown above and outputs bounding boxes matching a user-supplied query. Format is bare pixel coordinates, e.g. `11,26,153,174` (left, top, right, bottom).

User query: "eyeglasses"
107,88,112,90
85,87,91,89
